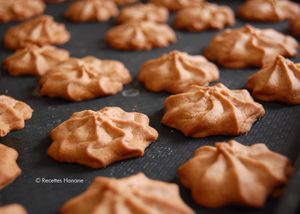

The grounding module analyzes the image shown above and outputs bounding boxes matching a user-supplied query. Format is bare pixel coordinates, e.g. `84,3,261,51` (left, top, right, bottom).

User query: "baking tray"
0,0,300,213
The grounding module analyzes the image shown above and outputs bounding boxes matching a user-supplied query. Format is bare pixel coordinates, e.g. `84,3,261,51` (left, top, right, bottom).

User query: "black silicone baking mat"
1,0,300,213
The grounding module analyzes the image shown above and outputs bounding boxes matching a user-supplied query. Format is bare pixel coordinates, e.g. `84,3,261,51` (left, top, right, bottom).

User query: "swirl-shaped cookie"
106,21,176,50
247,55,300,104
150,0,204,11
118,3,169,24
0,0,45,23
65,0,119,22
239,0,300,22
48,107,159,168
39,56,132,101
0,95,33,137
4,15,70,50
139,50,219,93
4,45,70,76
179,140,292,207
0,144,22,190
175,3,235,32
61,173,194,214
205,25,298,68
162,83,265,138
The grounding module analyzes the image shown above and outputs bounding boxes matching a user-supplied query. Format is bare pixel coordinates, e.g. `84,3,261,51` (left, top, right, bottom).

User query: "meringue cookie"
0,204,27,214
247,55,300,104
239,0,300,22
150,0,204,11
0,144,22,190
4,45,70,76
0,0,45,23
106,21,176,51
61,173,194,214
162,83,265,138
65,0,119,22
48,107,159,168
139,50,219,93
0,95,33,138
205,25,298,68
39,56,132,101
118,3,169,24
179,140,292,208
291,17,300,37
4,15,70,50
175,3,235,32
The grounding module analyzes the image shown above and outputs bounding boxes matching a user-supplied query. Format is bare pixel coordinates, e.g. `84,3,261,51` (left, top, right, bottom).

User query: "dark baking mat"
1,1,300,214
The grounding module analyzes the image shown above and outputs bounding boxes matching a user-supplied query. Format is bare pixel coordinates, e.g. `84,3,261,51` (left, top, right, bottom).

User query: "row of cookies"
0,49,275,154
156,0,300,38
91,0,300,51
2,11,173,51
8,139,291,213
57,140,292,212
3,35,300,106
0,102,293,212
65,0,300,48
0,0,138,23
49,0,300,35
2,3,299,53
63,0,233,50
2,0,300,24
3,0,299,52
139,51,300,105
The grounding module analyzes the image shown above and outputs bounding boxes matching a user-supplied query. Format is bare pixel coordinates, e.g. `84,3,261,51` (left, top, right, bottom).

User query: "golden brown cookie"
106,21,176,51
205,25,298,68
0,0,45,23
239,0,300,22
247,55,300,104
65,0,119,22
175,3,235,32
0,204,27,214
4,15,70,50
150,0,204,11
162,83,265,138
39,56,132,101
61,173,194,214
0,95,33,138
139,50,219,93
114,0,137,5
48,107,159,168
117,3,169,24
179,140,292,208
0,144,22,190
4,45,70,76
291,17,300,37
